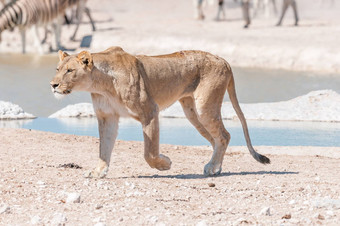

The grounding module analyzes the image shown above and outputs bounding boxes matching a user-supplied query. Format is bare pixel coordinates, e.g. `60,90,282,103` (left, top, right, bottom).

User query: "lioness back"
136,50,232,109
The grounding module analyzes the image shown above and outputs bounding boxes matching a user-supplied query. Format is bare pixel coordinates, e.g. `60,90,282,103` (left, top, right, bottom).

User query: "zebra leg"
291,0,299,26
253,0,259,18
85,7,96,31
33,26,44,54
41,26,49,44
52,16,63,51
272,0,278,15
19,28,26,54
276,0,289,26
70,1,85,41
70,6,96,40
242,0,251,28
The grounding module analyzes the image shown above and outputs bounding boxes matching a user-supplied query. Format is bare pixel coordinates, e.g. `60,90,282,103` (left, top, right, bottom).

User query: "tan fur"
51,47,270,178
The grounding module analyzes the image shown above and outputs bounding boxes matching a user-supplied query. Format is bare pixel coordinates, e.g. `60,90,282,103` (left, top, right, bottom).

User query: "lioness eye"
56,68,59,72
67,69,74,73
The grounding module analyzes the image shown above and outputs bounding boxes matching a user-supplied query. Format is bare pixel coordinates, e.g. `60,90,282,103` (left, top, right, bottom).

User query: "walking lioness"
50,47,270,178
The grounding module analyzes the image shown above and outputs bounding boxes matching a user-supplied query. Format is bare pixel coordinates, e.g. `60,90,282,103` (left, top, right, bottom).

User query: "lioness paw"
204,163,222,177
83,167,108,179
156,154,172,171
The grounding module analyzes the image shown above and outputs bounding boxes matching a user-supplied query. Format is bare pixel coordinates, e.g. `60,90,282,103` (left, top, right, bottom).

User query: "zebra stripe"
0,0,80,33
0,0,94,53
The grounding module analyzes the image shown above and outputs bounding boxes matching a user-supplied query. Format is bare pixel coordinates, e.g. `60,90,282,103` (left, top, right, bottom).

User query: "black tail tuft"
258,154,271,164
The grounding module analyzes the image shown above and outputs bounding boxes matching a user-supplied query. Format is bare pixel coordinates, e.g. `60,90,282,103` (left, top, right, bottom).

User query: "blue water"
3,117,340,147
1,55,340,147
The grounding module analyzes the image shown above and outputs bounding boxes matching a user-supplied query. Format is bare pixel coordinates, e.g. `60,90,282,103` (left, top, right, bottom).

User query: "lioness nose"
50,83,59,89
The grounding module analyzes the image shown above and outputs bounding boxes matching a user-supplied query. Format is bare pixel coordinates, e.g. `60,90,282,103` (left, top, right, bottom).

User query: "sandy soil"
0,128,339,225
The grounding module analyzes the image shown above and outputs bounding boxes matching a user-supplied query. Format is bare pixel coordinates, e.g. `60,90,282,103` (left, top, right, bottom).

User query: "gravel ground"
0,128,339,225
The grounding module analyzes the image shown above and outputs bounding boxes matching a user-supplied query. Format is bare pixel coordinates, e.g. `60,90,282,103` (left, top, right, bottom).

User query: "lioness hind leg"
194,95,230,176
179,97,215,146
201,116,230,176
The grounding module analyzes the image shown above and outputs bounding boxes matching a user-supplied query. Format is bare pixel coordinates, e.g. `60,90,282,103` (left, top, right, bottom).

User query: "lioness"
50,47,270,178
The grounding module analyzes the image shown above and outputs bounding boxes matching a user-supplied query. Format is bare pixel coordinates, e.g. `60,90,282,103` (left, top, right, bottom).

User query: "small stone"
208,183,215,188
94,223,106,226
317,214,325,220
149,215,158,224
51,213,67,225
234,218,249,225
66,193,81,203
326,210,334,216
95,204,103,210
83,180,90,186
289,200,296,205
282,214,291,219
196,220,207,226
37,181,46,187
174,146,179,150
0,204,10,214
93,217,103,223
260,207,271,216
30,215,42,224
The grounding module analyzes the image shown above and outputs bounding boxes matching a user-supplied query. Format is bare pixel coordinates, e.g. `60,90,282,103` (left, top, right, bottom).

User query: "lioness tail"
227,75,270,164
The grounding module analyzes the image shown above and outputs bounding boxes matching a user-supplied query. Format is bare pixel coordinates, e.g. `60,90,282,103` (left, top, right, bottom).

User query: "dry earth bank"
0,128,339,225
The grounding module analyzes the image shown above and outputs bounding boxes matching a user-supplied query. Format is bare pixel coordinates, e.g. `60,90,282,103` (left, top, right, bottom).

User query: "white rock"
259,207,271,216
66,193,81,203
196,220,208,226
94,223,106,226
312,198,340,209
326,210,335,216
161,90,340,122
289,200,296,205
0,101,35,119
36,181,46,188
30,215,42,224
37,181,45,185
148,215,158,224
49,103,95,118
51,213,67,225
0,204,10,214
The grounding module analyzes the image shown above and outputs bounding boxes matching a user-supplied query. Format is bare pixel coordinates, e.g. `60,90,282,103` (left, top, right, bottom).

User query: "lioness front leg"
142,112,172,171
84,113,119,178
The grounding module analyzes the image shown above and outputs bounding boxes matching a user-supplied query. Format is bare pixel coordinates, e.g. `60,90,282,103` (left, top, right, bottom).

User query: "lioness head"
50,50,93,99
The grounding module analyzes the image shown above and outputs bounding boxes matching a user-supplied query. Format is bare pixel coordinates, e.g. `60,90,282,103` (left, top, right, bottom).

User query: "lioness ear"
58,50,69,61
77,51,93,69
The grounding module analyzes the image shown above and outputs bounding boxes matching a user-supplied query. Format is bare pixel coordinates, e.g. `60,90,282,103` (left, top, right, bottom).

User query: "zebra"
0,0,95,53
276,0,299,26
216,0,226,21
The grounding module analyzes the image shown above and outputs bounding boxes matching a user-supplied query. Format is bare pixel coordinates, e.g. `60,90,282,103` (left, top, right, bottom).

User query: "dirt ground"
0,128,339,225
